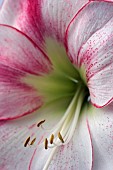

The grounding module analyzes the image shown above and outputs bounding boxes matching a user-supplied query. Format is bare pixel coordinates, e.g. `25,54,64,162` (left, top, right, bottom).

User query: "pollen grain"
24,136,30,147
37,120,46,127
45,138,48,149
30,137,36,145
50,134,54,144
58,132,64,143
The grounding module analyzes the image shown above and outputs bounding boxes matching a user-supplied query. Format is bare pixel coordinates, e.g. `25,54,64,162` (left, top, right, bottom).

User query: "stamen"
49,90,80,137
24,136,30,147
61,90,84,144
37,120,45,127
30,137,36,145
58,132,64,143
50,134,54,144
45,138,48,149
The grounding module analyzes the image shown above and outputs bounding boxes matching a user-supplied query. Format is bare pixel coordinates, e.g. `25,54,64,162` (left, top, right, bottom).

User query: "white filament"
43,87,85,170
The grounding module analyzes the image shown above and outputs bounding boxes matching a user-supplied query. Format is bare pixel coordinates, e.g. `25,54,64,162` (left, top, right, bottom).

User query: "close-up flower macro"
0,0,113,169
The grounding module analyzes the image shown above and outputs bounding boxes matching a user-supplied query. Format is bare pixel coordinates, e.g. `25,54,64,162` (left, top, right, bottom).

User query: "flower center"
43,85,88,149
24,39,90,151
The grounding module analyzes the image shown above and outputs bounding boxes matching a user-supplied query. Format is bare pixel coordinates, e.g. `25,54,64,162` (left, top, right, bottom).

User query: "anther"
30,137,36,145
50,134,54,144
45,138,48,149
24,136,30,147
37,120,45,127
58,132,64,143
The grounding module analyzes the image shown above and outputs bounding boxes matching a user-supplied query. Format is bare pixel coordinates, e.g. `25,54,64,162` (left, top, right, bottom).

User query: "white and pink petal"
0,25,51,75
79,17,113,107
0,0,89,49
0,63,43,120
87,103,113,170
0,25,51,119
66,1,113,107
66,1,113,65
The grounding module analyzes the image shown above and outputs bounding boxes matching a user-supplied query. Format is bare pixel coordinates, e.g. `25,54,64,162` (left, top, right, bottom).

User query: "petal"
66,1,113,65
0,0,89,49
0,119,37,170
0,25,51,119
87,103,113,170
0,64,42,120
66,1,113,107
0,99,68,170
30,114,93,170
0,25,51,75
79,17,113,107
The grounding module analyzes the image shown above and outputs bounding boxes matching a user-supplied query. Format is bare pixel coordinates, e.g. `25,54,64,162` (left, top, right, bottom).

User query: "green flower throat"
24,39,90,149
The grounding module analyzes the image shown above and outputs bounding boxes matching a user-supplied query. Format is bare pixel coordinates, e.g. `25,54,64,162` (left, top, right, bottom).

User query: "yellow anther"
30,138,36,145
50,134,54,144
24,136,30,147
37,120,45,127
58,132,64,143
45,138,48,149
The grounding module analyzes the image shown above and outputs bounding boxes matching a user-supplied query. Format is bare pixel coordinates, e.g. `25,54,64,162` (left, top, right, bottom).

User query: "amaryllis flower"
0,0,113,169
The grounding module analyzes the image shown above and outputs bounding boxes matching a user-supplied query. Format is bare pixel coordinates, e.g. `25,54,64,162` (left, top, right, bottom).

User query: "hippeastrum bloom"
0,0,113,169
